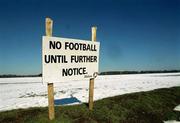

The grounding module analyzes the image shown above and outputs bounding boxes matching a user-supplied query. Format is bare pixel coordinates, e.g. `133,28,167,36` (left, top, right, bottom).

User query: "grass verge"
0,87,180,123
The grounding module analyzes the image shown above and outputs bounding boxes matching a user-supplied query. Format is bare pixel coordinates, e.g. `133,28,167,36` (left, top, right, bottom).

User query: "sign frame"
42,36,100,83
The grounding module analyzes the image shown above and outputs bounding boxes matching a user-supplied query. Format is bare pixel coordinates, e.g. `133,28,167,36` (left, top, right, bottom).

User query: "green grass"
0,87,180,123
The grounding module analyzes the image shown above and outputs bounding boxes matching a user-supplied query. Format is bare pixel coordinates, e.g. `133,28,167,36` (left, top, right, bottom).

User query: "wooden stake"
47,83,55,120
46,18,53,36
91,27,97,42
46,17,55,120
89,26,97,110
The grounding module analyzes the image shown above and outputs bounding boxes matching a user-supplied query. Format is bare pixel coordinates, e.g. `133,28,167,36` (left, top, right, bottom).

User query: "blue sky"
0,0,179,75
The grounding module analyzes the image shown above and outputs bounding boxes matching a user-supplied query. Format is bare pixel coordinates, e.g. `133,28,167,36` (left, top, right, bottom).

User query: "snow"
164,121,180,123
174,104,180,112
0,73,180,112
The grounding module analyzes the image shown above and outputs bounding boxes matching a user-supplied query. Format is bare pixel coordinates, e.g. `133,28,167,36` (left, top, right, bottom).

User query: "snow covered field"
0,73,180,112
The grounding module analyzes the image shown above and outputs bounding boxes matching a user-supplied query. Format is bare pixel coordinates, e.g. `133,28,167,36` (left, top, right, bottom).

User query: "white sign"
42,36,100,83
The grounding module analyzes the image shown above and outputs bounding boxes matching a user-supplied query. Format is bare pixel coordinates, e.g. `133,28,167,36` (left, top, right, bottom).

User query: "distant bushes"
99,70,180,75
0,74,42,78
0,70,179,77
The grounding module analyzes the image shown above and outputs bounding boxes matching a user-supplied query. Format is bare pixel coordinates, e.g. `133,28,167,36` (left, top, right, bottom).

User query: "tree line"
99,70,180,75
0,70,179,78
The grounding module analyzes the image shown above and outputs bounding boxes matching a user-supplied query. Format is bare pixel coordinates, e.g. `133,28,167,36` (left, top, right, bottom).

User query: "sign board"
42,36,100,83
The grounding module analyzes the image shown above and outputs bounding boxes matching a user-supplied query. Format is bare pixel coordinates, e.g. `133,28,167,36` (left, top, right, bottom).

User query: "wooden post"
89,26,97,110
46,18,55,120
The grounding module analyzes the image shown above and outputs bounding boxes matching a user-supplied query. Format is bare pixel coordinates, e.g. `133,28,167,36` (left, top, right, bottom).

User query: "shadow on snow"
54,97,81,105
